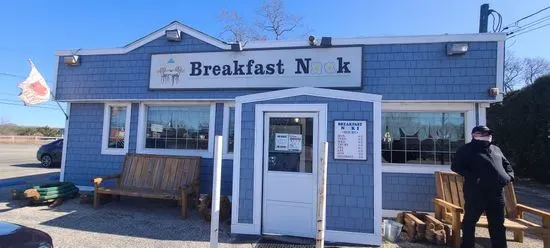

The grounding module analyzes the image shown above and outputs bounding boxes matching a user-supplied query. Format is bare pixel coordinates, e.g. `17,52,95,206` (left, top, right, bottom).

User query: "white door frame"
254,104,328,235
262,111,319,237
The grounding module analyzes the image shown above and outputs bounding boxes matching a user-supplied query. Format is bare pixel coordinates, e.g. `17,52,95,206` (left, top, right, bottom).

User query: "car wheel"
41,155,53,168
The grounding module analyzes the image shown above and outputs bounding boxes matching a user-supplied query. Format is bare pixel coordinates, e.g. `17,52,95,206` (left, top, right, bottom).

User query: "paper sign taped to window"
288,134,302,152
151,124,164,133
275,133,289,151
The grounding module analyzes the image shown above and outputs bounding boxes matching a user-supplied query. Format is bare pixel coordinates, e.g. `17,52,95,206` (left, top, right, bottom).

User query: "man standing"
451,125,515,248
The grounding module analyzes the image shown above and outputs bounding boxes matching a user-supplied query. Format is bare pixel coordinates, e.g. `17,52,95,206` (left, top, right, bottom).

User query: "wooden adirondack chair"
434,171,550,248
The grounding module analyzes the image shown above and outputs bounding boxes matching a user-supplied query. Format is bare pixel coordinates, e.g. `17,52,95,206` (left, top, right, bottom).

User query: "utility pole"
479,3,490,33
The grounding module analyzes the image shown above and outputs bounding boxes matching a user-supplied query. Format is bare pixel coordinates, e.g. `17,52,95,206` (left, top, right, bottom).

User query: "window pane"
267,117,313,173
381,112,465,165
145,105,210,150
228,107,235,153
108,106,127,149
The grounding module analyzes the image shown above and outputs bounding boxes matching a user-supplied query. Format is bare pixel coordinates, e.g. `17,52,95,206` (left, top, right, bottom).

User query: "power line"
502,6,550,30
0,72,26,79
0,98,60,107
506,14,550,34
508,22,550,39
0,101,61,110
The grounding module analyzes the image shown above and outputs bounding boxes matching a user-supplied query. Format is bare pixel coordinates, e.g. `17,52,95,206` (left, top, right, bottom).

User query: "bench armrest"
517,204,550,219
434,198,464,214
92,174,121,187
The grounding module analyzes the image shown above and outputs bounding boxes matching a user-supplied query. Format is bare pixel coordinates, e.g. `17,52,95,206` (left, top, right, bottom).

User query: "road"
0,144,60,200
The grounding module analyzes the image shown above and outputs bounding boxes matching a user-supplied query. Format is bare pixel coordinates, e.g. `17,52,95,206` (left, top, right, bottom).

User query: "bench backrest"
119,153,201,193
434,171,518,217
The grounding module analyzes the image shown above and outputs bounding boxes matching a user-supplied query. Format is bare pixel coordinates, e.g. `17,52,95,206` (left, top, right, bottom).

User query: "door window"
267,117,313,173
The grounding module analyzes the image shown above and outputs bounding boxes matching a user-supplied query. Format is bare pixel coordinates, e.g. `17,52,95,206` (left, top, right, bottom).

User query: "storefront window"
145,105,210,150
381,112,465,165
107,106,127,149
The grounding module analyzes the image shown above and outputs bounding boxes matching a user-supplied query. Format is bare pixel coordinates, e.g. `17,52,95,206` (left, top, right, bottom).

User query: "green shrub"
487,75,550,183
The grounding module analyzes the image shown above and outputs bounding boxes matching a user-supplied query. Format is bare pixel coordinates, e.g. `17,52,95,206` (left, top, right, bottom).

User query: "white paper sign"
275,133,289,151
288,134,303,152
150,124,164,133
334,120,367,160
149,47,362,89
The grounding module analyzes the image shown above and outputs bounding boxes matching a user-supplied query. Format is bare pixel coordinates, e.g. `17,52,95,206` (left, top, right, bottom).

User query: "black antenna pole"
479,4,490,33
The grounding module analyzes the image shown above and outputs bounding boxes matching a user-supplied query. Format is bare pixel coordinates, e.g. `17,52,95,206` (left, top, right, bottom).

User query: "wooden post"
316,141,329,248
210,136,223,248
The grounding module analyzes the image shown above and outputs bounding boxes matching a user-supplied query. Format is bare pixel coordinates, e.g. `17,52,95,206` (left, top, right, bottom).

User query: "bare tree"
257,0,302,40
504,51,522,92
522,57,550,85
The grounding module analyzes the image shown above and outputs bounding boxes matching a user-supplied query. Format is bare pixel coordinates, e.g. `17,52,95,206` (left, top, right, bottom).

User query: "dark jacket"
451,140,514,190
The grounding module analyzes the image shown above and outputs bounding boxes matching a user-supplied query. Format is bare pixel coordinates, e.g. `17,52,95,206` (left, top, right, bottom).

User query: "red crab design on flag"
18,60,50,105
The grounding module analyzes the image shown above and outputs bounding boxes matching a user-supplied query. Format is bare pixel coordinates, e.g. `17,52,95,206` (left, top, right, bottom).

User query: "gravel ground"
0,144,546,247
0,196,546,248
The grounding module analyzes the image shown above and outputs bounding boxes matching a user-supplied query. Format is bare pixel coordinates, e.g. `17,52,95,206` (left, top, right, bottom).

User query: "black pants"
462,187,507,248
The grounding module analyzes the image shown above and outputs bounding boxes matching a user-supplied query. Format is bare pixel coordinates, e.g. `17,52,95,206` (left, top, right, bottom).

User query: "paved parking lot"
0,144,547,247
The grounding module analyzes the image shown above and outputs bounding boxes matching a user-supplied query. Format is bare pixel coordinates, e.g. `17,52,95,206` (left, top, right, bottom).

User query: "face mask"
473,135,492,142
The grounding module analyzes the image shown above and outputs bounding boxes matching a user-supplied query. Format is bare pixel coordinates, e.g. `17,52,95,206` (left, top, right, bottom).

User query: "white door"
262,112,318,238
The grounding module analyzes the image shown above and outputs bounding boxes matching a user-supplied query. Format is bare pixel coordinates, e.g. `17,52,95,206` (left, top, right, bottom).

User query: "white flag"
18,60,50,105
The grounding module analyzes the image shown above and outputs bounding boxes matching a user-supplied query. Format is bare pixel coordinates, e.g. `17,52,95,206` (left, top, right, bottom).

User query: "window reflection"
381,112,465,165
145,106,210,150
108,106,126,149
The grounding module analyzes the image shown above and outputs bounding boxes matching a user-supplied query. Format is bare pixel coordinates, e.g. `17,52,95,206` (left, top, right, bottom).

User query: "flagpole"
50,92,68,120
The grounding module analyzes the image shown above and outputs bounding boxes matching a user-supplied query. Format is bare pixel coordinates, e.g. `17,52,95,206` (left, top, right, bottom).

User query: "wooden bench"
92,153,201,218
434,171,550,248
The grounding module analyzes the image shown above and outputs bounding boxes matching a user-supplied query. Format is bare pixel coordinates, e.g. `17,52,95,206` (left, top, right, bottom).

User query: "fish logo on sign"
156,58,184,85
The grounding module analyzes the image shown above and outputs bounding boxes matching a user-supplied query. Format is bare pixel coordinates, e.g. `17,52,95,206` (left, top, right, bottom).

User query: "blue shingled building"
54,21,505,246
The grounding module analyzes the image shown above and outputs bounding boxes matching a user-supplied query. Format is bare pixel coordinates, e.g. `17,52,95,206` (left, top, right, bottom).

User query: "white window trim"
101,103,131,155
222,102,235,159
381,102,476,174
136,102,216,158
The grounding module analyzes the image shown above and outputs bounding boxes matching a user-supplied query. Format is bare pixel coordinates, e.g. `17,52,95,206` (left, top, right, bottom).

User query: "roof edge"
56,22,506,56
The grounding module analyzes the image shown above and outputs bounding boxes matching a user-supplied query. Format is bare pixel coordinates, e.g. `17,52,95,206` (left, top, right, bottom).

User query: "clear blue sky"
0,0,548,128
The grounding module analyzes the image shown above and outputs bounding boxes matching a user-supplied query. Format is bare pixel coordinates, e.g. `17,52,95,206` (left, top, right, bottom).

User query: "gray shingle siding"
64,103,233,196
56,33,498,102
237,95,375,233
382,173,436,211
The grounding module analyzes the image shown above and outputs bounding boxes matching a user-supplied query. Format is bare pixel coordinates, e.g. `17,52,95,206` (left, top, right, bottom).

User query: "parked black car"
0,221,53,248
36,139,63,168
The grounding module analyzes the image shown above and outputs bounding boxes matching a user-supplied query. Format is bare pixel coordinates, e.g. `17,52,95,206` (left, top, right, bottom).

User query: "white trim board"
325,230,381,246
101,103,132,155
382,164,452,174
245,33,506,49
135,102,216,158
56,21,505,56
236,87,382,104
496,40,505,101
222,102,235,159
58,98,236,103
59,98,501,103
59,103,71,182
56,21,230,56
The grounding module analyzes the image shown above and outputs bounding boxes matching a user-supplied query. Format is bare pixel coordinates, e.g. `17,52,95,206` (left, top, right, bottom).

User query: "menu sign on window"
334,120,367,160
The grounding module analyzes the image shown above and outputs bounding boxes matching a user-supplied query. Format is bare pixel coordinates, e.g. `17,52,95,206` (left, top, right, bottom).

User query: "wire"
0,98,59,107
506,15,550,35
0,101,60,110
502,6,550,30
508,22,550,39
0,72,26,79
489,10,503,32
